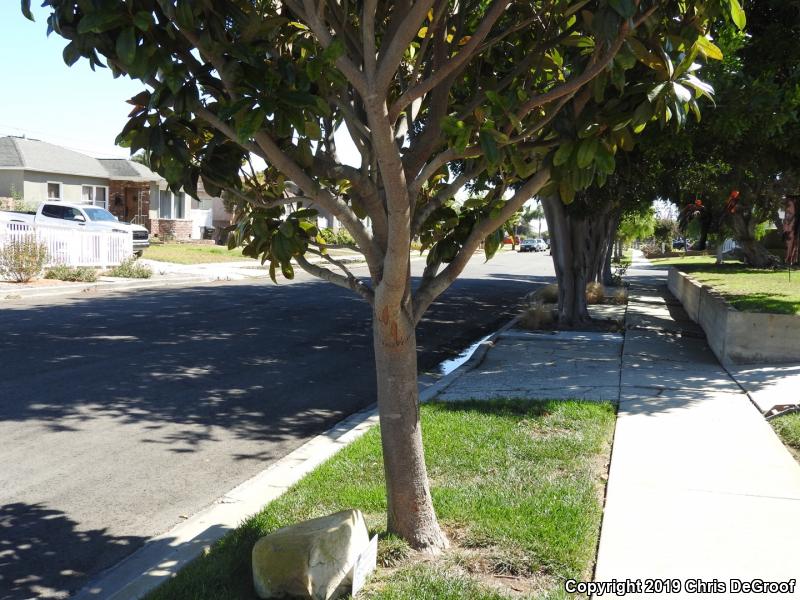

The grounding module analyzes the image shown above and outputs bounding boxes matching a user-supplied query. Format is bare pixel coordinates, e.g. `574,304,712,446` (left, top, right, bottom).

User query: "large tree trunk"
728,212,777,268
372,305,448,551
542,196,590,325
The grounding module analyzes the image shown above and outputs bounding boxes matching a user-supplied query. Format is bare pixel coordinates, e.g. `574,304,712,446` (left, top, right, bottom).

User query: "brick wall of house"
154,219,193,241
108,181,151,230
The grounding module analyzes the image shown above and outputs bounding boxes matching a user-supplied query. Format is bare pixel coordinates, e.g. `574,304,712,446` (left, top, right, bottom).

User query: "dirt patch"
365,524,558,598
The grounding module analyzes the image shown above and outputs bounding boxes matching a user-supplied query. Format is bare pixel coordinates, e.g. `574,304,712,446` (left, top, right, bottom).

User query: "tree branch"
295,253,374,303
412,166,551,322
388,0,508,123
375,0,437,92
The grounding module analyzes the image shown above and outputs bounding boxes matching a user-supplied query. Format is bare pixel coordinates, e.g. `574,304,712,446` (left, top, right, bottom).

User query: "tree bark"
727,212,777,268
738,239,777,268
542,196,590,325
372,304,448,551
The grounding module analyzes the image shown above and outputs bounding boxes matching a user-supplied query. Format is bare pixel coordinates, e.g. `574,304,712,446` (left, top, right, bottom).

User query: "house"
0,135,232,241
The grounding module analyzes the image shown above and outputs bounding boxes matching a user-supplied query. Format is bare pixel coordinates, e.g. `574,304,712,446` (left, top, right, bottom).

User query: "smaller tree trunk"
372,305,448,551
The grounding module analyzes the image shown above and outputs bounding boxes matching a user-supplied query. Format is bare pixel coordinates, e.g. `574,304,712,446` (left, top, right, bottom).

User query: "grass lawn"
772,413,800,462
146,400,615,600
142,241,256,264
650,256,800,315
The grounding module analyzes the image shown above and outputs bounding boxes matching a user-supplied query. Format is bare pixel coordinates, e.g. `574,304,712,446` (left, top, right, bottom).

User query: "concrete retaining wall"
668,268,800,364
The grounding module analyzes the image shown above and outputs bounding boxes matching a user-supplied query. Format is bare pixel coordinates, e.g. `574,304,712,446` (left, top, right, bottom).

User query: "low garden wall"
668,268,800,364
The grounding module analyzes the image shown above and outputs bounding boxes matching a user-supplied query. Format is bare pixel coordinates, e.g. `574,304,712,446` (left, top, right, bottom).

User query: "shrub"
526,282,559,305
518,304,556,330
585,282,606,304
319,227,355,246
613,288,629,305
106,257,152,279
44,265,98,282
0,236,48,283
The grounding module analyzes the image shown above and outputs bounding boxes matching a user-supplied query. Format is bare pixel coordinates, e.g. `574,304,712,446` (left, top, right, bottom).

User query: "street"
0,251,554,600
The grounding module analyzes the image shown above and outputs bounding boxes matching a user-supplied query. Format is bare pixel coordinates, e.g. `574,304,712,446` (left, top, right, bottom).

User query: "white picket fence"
0,222,133,268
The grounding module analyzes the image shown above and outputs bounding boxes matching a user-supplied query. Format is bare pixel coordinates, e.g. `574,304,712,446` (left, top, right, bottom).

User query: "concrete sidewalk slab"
435,330,623,402
595,254,800,598
724,363,800,414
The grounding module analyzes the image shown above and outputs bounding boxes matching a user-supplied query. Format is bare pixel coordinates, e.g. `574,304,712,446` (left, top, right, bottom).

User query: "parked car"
532,238,548,252
519,239,536,252
672,239,692,250
503,235,522,246
0,201,150,255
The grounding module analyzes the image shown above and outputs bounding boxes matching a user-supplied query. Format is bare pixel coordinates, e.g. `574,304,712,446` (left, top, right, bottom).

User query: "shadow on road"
0,502,146,600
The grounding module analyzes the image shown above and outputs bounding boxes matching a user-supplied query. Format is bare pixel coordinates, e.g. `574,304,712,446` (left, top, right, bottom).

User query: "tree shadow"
0,273,542,591
0,502,146,600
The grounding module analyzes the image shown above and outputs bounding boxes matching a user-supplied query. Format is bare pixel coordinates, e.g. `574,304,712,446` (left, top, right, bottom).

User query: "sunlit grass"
651,257,800,315
146,400,615,600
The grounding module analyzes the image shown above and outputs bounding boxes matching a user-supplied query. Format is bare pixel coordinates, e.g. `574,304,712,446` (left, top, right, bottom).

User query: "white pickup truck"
0,201,150,255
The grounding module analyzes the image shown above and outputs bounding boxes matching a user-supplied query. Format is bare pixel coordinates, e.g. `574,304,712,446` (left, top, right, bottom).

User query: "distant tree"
642,0,800,266
130,150,152,169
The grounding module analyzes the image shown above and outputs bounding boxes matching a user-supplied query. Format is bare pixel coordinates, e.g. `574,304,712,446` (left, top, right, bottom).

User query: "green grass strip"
147,400,615,600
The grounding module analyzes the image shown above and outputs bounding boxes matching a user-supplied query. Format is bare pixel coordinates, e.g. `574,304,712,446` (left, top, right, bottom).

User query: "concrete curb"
0,275,232,301
71,316,515,600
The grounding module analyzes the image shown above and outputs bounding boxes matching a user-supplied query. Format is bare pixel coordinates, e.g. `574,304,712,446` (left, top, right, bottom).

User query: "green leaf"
479,129,500,164
323,38,345,62
483,229,502,261
133,11,152,31
175,2,195,29
647,82,667,103
553,142,574,167
77,11,125,34
281,261,295,279
21,0,33,21
559,180,575,204
671,82,692,103
608,0,636,19
576,138,598,169
269,261,278,283
236,108,266,143
729,0,746,30
62,42,81,67
695,37,723,61
304,120,322,140
684,74,715,103
595,144,616,175
116,28,137,64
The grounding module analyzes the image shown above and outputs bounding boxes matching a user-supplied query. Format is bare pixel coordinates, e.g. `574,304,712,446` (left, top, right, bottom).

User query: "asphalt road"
0,251,555,600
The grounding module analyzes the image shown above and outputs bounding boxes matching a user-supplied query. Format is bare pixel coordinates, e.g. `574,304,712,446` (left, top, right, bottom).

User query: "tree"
130,150,152,168
524,203,545,237
30,0,741,550
640,0,800,266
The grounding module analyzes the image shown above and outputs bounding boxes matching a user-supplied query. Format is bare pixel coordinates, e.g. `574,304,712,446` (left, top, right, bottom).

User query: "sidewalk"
0,254,370,301
594,254,800,597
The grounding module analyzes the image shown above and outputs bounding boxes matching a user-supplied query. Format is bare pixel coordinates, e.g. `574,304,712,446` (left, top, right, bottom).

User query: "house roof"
98,158,163,182
0,136,161,182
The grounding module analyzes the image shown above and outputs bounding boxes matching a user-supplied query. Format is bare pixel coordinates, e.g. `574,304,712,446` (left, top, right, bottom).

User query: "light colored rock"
252,509,369,600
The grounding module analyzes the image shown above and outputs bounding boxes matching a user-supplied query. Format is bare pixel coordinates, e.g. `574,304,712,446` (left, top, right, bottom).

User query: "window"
174,192,185,219
94,187,107,208
47,182,62,200
158,189,186,219
81,185,108,208
159,189,173,219
41,204,65,219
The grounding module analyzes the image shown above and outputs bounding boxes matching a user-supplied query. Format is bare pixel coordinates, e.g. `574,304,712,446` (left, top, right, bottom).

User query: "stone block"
252,509,369,600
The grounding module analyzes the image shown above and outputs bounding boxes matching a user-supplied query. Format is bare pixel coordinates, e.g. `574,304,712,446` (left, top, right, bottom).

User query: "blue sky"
0,3,142,158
